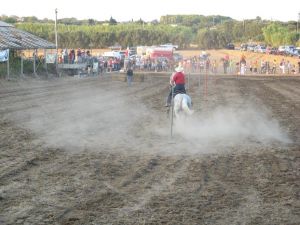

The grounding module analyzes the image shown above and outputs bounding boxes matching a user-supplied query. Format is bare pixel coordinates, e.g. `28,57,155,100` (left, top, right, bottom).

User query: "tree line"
1,15,299,49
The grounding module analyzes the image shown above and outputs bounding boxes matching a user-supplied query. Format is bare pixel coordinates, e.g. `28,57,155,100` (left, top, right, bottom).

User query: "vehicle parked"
226,43,235,50
286,46,296,56
240,43,248,51
278,45,286,54
160,43,179,50
291,49,300,57
268,47,279,55
146,47,174,60
254,45,266,53
247,44,256,52
278,45,295,56
129,47,137,56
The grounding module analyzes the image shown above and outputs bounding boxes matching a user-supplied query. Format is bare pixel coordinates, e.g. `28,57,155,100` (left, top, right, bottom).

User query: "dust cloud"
173,104,291,152
3,79,291,154
5,83,149,152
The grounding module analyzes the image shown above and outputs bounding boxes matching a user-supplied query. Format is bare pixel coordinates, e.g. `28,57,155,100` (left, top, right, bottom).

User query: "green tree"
263,23,298,46
109,17,117,25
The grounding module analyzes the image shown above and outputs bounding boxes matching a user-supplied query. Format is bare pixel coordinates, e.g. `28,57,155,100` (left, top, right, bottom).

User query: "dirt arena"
0,73,299,224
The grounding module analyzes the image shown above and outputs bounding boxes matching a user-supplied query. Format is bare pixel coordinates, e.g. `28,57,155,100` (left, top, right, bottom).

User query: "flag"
0,49,9,62
46,53,56,64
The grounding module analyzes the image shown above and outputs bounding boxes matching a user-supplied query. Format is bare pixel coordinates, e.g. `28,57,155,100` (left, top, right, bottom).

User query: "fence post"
20,51,24,77
170,86,174,138
6,55,10,80
187,72,190,91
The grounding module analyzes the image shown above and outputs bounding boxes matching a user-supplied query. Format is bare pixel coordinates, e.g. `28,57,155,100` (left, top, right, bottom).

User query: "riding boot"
165,91,172,107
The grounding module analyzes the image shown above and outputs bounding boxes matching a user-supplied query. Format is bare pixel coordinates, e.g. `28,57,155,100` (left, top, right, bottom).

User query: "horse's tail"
174,94,194,118
179,95,183,111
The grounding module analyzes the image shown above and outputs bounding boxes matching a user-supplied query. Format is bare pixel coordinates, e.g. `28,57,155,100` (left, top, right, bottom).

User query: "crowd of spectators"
57,48,300,76
219,55,300,75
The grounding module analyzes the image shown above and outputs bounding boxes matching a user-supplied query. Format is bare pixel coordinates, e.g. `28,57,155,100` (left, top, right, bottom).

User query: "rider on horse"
165,63,186,107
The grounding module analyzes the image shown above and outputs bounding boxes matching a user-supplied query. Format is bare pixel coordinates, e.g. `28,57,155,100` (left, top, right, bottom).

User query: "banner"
0,49,9,62
46,53,56,64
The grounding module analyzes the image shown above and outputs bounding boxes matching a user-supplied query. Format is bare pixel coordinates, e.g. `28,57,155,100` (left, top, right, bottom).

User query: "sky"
1,0,300,22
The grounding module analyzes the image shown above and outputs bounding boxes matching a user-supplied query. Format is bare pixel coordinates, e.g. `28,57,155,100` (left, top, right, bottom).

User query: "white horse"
173,93,193,119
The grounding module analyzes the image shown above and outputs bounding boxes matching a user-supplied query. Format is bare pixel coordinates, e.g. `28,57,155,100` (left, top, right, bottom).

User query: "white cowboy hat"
175,65,184,72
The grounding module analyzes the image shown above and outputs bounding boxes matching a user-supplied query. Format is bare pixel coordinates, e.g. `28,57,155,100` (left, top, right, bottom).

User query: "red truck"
146,47,174,60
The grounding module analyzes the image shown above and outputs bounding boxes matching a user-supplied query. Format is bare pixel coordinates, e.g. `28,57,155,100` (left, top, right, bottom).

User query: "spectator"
286,61,291,74
260,60,266,74
253,60,258,74
63,49,68,63
240,55,246,75
229,59,234,73
279,59,285,74
69,49,75,64
126,67,133,86
291,64,296,74
76,48,82,63
249,61,253,73
272,59,277,74
222,55,229,74
212,60,217,74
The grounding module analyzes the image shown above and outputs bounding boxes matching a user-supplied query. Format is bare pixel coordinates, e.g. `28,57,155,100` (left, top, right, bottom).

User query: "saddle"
173,89,186,96
174,89,185,94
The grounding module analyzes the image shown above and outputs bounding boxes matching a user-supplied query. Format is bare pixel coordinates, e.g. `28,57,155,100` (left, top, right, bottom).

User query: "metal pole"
54,8,59,76
44,49,48,77
170,86,174,138
7,53,10,80
204,62,208,100
297,12,300,34
20,51,24,77
187,72,190,91
33,49,37,77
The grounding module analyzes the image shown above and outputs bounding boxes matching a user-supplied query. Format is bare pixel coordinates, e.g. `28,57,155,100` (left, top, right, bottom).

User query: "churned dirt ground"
0,73,299,225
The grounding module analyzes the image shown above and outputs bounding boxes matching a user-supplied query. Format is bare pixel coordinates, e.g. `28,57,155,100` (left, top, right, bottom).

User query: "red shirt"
172,72,185,85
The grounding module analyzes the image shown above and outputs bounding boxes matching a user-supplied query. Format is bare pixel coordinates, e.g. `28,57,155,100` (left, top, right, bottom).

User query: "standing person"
272,59,277,74
279,59,285,74
165,64,186,107
260,60,265,74
249,61,253,74
69,49,75,64
286,61,291,74
253,60,258,74
76,48,82,63
222,55,229,74
62,49,68,63
126,67,133,86
240,55,246,75
212,59,217,74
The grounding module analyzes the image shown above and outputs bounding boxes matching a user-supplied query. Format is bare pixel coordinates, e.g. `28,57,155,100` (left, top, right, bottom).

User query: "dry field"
0,70,299,224
179,49,300,66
